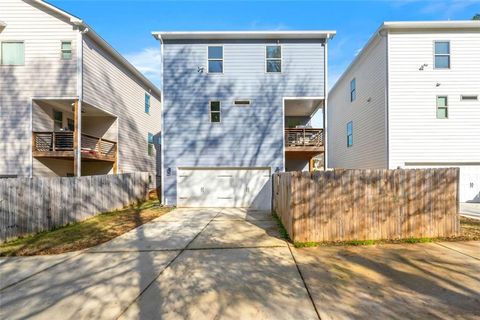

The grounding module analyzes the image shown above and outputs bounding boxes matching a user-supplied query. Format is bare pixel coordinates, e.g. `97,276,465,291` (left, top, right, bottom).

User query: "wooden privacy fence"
273,169,459,243
0,173,150,243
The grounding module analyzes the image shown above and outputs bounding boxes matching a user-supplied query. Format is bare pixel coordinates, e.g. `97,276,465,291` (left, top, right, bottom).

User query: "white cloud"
124,47,162,87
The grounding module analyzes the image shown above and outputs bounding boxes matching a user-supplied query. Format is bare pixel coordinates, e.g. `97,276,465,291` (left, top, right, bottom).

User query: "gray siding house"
153,31,335,209
0,0,161,181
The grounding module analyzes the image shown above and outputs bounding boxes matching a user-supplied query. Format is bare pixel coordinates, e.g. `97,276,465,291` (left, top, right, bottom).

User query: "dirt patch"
0,199,172,256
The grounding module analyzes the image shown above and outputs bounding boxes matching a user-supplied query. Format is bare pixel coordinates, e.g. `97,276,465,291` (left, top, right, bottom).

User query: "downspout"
75,25,88,176
379,28,390,169
157,34,166,205
323,33,331,170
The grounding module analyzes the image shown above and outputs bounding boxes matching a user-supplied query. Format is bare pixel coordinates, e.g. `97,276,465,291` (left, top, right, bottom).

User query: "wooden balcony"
32,131,117,162
285,128,324,153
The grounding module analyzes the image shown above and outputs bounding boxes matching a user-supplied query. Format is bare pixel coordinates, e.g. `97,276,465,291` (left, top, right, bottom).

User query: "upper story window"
350,78,356,102
434,41,450,69
1,41,24,65
266,45,281,72
210,101,221,123
61,41,72,60
208,46,223,73
436,96,448,119
53,110,63,131
347,121,353,147
147,133,154,156
145,93,151,114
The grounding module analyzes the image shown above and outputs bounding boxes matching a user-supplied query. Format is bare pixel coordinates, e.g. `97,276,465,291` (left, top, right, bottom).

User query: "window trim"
436,95,449,119
347,121,353,148
433,40,451,70
265,44,282,73
207,45,224,74
144,93,151,114
1,40,25,66
147,132,154,156
350,78,356,102
60,40,72,60
209,100,221,123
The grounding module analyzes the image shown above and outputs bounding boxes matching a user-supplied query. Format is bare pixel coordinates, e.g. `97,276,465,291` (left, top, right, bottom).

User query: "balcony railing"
33,131,117,161
285,128,324,148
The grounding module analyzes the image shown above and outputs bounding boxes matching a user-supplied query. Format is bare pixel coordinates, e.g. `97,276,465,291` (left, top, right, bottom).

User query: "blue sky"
50,0,479,89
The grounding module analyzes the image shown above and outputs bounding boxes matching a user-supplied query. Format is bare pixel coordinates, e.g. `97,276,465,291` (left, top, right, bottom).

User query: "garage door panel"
177,168,271,209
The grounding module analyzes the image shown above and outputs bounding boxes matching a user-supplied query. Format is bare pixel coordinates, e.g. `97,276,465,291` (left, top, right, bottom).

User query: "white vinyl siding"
328,35,388,169
0,0,78,176
82,34,161,176
388,31,480,168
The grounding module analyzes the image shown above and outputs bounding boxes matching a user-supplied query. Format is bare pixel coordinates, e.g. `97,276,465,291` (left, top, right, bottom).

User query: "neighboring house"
153,30,335,209
0,0,161,181
328,21,480,203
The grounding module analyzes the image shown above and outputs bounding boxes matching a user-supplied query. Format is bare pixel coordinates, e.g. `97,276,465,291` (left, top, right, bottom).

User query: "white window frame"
350,78,356,102
1,40,25,66
265,45,282,73
207,45,224,74
433,40,450,70
209,100,221,123
436,96,448,119
60,40,72,60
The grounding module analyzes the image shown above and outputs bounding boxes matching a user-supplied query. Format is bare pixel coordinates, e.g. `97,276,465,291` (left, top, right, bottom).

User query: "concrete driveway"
1,208,479,320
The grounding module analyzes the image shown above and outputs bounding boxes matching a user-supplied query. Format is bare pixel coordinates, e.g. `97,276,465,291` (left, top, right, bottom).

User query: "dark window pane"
266,60,281,72
211,112,220,123
435,42,449,54
67,119,74,131
347,122,353,135
208,60,223,73
266,46,281,59
54,111,63,122
435,56,450,68
210,101,220,111
347,135,353,147
208,46,223,59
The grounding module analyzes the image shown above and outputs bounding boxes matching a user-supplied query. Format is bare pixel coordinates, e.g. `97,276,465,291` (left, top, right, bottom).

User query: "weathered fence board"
273,168,460,243
0,173,150,243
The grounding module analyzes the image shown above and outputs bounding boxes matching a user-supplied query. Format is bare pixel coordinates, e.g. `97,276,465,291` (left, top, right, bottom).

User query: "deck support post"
73,99,82,177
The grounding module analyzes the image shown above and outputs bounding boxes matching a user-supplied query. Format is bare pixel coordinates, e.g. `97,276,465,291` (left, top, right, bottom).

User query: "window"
347,121,353,147
436,96,448,119
266,45,281,72
145,93,150,114
208,46,223,73
53,110,63,131
61,41,72,60
210,101,221,123
350,78,356,102
234,100,251,106
434,41,450,69
67,118,74,131
461,95,478,101
1,41,24,65
148,133,154,156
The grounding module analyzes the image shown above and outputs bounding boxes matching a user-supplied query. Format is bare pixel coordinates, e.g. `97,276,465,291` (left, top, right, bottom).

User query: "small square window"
61,41,72,60
1,42,24,65
208,46,223,73
266,45,281,73
210,101,221,123
436,96,448,119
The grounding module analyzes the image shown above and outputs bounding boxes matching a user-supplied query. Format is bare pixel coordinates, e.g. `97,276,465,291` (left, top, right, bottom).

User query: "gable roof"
329,20,480,94
29,0,161,98
152,30,336,41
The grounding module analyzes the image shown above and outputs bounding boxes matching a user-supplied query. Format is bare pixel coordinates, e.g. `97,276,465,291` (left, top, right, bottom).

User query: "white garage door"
177,168,272,209
460,167,480,203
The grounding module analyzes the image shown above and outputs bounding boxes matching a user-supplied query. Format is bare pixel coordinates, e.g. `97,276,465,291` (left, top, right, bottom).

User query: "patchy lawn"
0,199,172,256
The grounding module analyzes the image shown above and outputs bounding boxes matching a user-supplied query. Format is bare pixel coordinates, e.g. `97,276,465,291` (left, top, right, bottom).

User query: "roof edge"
152,30,336,41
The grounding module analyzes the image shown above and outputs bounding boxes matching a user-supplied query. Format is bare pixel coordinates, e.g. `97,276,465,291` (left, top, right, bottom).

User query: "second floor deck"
285,128,324,153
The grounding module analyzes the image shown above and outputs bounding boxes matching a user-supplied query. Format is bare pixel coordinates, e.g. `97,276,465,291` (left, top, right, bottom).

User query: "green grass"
294,237,435,248
0,199,172,256
271,211,290,241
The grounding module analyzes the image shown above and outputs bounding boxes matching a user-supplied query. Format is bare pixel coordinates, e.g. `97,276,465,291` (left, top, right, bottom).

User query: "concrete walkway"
1,208,479,320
